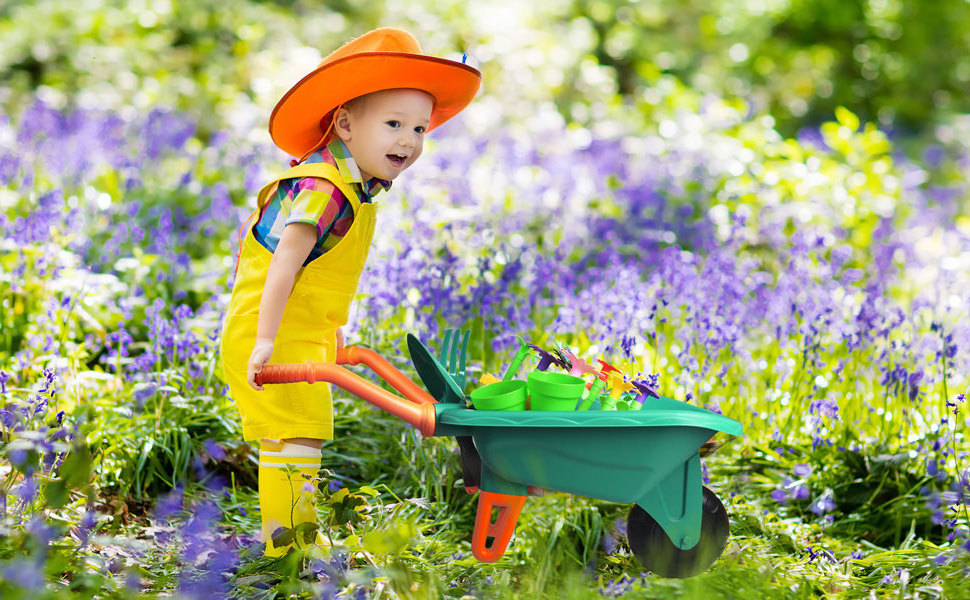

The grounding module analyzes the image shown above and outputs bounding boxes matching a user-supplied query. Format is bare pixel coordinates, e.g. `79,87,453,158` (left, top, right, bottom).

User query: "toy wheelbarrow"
255,331,743,578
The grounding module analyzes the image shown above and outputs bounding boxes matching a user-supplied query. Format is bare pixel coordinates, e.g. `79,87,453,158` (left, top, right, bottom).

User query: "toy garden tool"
502,335,532,381
440,328,471,392
527,344,568,371
407,333,466,404
551,343,572,371
597,359,622,378
602,371,635,411
561,348,605,380
555,348,607,410
631,378,660,407
578,376,607,410
408,330,482,493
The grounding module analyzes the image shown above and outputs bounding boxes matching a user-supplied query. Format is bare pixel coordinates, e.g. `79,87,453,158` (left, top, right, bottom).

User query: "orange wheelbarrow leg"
471,491,527,562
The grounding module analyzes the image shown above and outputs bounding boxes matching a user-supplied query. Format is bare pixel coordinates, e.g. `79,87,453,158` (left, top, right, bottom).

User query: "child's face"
335,88,434,182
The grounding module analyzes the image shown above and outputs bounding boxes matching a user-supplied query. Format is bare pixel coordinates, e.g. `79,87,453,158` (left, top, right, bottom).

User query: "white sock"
259,441,321,468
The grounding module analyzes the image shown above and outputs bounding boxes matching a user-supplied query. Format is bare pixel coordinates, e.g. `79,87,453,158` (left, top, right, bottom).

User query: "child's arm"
247,221,318,390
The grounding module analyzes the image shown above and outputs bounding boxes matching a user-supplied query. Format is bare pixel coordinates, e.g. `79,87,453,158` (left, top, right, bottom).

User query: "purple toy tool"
631,378,660,405
528,343,569,371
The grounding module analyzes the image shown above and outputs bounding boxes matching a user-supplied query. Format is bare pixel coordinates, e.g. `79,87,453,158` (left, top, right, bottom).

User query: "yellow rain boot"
258,439,328,557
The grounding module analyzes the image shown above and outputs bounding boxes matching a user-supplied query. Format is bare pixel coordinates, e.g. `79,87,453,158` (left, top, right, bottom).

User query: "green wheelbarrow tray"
433,400,741,558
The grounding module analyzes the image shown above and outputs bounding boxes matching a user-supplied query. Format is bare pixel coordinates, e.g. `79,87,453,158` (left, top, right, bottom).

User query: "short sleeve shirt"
253,139,391,266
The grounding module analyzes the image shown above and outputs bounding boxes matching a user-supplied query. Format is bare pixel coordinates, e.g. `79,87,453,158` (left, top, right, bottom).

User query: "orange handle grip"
256,357,437,437
471,491,526,563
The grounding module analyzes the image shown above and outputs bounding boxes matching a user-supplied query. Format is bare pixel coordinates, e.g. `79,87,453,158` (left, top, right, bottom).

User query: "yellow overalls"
219,162,378,443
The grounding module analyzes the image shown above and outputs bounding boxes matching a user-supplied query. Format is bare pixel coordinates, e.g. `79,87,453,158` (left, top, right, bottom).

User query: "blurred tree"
561,0,970,137
2,0,967,142
0,0,382,140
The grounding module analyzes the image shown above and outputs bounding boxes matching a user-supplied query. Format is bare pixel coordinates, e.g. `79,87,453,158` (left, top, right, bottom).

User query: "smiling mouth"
386,154,406,167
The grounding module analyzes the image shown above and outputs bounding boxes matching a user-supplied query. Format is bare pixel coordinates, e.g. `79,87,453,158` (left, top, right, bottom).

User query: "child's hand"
248,338,275,391
336,327,345,349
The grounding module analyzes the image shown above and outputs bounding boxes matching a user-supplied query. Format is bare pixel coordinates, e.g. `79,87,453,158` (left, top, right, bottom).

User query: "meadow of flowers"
3,4,970,598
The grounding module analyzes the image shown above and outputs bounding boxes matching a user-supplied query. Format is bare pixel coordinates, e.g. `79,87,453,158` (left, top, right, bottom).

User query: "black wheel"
454,435,481,489
626,486,730,578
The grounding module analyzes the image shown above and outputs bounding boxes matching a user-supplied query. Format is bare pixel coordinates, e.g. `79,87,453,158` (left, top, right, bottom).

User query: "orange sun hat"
269,27,482,162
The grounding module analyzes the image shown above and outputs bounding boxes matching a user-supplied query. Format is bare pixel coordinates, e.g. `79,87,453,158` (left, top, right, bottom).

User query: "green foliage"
90,388,238,501
559,0,970,136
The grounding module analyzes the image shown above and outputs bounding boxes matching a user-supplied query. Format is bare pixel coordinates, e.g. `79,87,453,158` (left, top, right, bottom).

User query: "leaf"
235,574,274,587
405,497,431,510
362,519,419,555
59,445,93,489
293,521,319,545
271,526,295,547
135,438,154,473
329,492,368,527
44,480,69,509
358,485,380,497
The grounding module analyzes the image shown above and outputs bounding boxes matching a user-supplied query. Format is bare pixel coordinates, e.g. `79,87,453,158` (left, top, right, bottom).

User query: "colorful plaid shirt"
253,139,391,266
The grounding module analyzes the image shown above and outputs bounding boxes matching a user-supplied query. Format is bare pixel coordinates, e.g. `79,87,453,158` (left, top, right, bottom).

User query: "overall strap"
234,163,362,276
255,163,360,211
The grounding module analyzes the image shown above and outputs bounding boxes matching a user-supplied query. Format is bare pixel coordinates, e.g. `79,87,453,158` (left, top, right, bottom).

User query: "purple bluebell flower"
599,574,634,598
25,515,58,553
601,531,618,555
74,509,99,546
125,571,141,592
809,493,836,515
203,439,226,462
14,474,39,506
154,484,185,523
9,448,29,467
2,558,45,590
191,455,207,480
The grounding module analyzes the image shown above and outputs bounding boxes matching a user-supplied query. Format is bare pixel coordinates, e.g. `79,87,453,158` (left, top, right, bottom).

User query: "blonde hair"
320,88,435,147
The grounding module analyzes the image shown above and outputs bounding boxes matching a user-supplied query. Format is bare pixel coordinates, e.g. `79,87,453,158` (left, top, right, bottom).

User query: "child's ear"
333,108,353,141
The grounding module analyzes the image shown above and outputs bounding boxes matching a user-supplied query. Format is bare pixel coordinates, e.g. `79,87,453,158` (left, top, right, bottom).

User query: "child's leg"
282,437,323,450
258,438,325,557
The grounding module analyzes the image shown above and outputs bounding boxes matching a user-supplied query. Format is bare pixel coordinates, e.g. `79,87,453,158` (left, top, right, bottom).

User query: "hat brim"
270,52,482,158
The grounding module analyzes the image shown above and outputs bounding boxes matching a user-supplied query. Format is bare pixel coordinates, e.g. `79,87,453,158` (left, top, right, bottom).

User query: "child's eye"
386,120,400,128
414,126,426,134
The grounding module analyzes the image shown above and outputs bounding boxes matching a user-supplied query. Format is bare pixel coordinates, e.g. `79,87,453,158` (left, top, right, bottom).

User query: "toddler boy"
219,27,480,556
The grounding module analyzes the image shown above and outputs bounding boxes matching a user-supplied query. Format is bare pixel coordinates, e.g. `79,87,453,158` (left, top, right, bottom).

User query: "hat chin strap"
290,102,345,167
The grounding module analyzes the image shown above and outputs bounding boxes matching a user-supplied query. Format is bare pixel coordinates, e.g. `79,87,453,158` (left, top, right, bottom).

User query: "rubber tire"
626,486,730,578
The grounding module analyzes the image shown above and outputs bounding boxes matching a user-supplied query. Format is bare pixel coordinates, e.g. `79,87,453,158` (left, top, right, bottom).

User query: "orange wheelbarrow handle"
255,346,438,437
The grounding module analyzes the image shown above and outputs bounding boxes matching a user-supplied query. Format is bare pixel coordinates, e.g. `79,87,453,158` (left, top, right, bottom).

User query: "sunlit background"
2,0,969,597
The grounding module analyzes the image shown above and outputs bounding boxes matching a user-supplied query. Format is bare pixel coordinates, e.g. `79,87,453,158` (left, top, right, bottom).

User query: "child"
219,27,481,557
